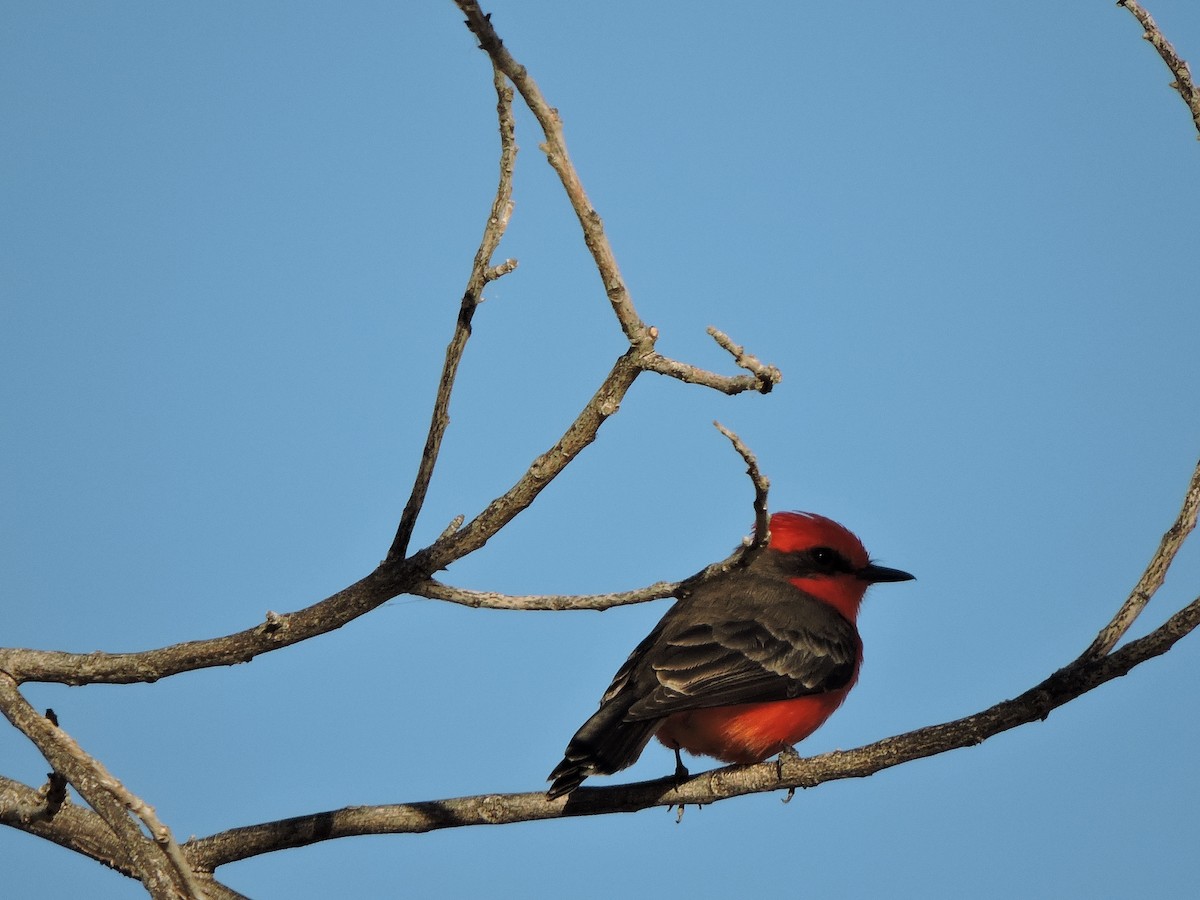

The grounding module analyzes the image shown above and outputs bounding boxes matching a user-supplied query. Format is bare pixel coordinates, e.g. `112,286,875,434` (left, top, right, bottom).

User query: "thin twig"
1117,0,1200,138
639,329,781,395
709,327,784,392
395,2,785,569
1084,456,1200,658
454,0,650,346
411,578,677,611
389,62,519,562
714,421,771,552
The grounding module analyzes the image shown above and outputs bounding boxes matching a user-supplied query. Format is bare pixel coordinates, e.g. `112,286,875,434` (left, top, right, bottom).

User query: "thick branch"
185,590,1200,869
0,569,402,685
0,677,198,898
0,776,249,900
186,451,1200,866
0,774,131,874
411,350,643,568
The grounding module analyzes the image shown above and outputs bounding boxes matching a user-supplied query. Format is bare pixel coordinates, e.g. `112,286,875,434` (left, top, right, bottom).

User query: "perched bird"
547,511,913,798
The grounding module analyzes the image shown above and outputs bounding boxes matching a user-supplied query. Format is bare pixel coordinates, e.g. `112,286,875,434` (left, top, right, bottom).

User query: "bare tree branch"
0,676,200,898
405,6,782,568
0,775,126,869
0,0,780,692
181,454,1200,867
0,775,250,900
4,2,1196,888
641,327,782,395
389,63,519,563
408,426,772,611
714,421,771,550
1118,0,1200,137
1085,458,1200,657
4,753,68,826
411,578,677,611
453,0,648,346
183,584,1200,869
0,570,398,685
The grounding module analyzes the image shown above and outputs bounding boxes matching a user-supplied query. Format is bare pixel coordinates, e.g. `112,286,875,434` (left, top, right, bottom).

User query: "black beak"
858,563,915,584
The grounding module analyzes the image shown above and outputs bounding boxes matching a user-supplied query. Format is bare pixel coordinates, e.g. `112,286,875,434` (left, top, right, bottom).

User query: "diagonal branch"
452,2,780,397
409,425,771,611
0,0,783,692
183,453,1200,867
1117,0,1200,138
0,773,250,900
0,676,201,898
184,588,1200,870
410,349,644,570
454,0,648,345
1084,457,1200,657
389,62,519,562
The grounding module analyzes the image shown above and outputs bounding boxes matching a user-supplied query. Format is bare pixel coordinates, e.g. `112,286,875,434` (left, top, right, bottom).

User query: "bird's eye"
778,546,847,577
810,546,837,567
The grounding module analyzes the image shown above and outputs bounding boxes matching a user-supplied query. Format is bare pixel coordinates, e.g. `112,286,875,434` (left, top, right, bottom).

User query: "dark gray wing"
547,571,858,796
625,581,859,720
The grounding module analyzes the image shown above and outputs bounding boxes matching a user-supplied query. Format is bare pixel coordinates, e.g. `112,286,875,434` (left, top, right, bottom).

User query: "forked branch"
184,481,1200,867
2,2,1196,891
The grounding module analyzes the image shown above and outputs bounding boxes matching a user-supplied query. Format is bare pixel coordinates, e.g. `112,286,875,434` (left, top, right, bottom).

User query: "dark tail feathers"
546,702,658,799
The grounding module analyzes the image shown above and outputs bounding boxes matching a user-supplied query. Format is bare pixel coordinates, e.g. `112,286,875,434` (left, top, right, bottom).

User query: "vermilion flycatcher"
547,511,913,798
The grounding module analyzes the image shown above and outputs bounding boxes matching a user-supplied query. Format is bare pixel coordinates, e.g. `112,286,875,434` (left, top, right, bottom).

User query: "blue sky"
3,2,1199,897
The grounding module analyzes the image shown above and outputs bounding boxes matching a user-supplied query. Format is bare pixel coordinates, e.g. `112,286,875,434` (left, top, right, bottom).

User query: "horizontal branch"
642,326,782,395
0,774,132,876
185,589,1200,870
0,570,401,685
412,578,677,611
0,414,777,682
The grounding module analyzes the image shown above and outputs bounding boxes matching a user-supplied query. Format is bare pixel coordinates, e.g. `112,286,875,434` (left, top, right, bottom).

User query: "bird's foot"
672,748,690,783
777,746,801,802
